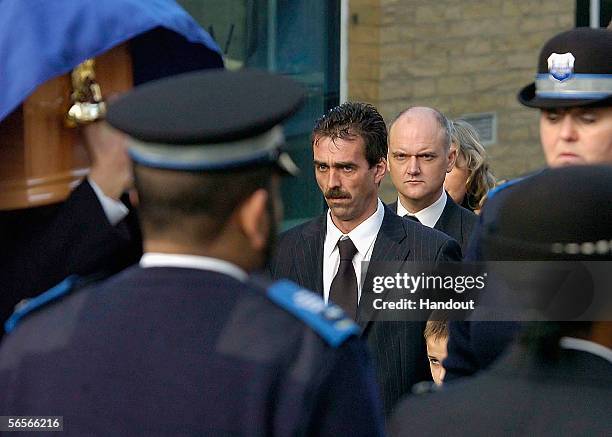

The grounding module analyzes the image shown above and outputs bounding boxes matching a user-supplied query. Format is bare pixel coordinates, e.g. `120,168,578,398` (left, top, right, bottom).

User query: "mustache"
325,188,352,199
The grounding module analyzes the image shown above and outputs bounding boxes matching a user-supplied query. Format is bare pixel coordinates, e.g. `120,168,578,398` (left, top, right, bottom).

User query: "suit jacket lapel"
358,207,412,332
433,195,456,232
296,214,326,295
434,194,465,245
369,207,411,264
389,200,399,215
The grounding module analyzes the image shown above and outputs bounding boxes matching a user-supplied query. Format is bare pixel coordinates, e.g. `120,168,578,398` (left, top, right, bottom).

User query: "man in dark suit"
390,165,612,436
0,70,385,436
444,27,612,381
270,101,462,415
387,106,477,251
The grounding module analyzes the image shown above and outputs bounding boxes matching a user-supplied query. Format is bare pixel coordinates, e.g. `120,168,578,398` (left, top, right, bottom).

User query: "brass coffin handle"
66,58,107,127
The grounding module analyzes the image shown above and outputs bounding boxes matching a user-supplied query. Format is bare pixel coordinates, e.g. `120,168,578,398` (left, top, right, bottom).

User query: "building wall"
348,0,575,202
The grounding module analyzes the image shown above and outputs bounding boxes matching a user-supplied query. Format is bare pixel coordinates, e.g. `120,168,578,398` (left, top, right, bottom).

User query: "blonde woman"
445,120,496,213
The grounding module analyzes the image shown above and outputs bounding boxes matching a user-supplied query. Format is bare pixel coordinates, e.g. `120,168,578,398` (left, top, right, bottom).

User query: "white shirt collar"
397,190,447,228
322,199,385,303
325,198,385,256
560,337,612,364
139,253,249,283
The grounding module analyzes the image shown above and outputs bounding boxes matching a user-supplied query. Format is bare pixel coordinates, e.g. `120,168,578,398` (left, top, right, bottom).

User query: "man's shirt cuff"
87,177,129,226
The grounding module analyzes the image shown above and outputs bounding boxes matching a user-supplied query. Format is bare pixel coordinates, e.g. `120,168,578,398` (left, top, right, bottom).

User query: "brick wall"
348,0,575,202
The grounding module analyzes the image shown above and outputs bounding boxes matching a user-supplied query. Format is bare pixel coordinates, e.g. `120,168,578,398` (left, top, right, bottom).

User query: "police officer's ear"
237,188,270,251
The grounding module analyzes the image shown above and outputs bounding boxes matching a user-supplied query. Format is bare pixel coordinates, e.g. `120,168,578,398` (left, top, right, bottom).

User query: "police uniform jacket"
0,261,384,436
390,344,612,436
444,176,535,380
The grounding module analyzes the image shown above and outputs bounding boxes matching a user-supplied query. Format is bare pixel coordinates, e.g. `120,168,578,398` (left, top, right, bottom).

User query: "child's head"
424,318,449,385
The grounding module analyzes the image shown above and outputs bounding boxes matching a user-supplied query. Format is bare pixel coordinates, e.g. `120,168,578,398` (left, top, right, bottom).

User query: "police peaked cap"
106,69,304,174
518,27,612,108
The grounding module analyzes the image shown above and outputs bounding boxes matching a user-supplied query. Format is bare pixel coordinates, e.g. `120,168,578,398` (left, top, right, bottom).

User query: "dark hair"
311,102,387,167
134,164,273,243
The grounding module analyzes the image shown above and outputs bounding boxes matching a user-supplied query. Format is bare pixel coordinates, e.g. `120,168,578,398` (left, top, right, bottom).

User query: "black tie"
329,237,358,319
404,214,420,223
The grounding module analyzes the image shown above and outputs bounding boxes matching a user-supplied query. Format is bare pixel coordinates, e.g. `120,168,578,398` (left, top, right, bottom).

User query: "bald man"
388,106,477,251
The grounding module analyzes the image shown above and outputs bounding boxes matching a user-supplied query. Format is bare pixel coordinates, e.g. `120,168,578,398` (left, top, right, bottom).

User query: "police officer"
391,165,612,436
444,27,612,381
0,70,385,436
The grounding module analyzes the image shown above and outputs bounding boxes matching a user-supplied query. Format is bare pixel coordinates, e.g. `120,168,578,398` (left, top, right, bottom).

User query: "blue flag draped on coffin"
0,0,223,122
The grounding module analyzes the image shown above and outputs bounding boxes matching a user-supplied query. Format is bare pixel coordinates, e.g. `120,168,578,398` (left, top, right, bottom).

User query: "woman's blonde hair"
451,120,496,210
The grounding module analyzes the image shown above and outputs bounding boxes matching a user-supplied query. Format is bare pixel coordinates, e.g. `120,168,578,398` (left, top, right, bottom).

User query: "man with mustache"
270,101,462,415
387,107,477,251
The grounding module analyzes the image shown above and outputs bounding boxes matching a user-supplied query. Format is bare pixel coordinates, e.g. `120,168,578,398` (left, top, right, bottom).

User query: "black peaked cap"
107,69,304,144
518,27,612,109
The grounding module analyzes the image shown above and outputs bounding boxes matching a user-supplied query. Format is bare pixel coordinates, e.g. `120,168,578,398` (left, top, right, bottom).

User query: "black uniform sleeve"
443,194,490,380
444,183,523,381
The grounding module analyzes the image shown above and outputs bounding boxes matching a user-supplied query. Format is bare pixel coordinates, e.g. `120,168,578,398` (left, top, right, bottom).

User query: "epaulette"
266,280,359,347
4,275,78,334
487,169,546,201
486,177,526,201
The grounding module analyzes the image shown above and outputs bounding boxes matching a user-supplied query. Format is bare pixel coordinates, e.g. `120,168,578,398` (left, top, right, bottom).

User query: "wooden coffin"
0,44,133,210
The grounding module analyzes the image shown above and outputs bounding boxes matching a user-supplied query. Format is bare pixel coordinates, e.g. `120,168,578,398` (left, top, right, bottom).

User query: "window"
576,0,612,27
178,0,341,228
